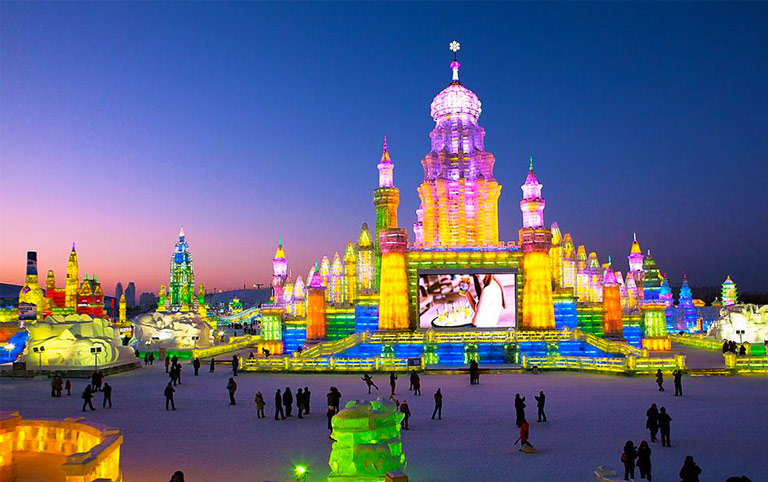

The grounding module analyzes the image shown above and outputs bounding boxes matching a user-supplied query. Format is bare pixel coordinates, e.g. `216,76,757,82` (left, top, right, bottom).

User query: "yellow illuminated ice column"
355,223,374,293
157,283,167,311
65,243,79,309
587,252,602,303
320,255,332,303
374,137,400,288
417,44,501,249
180,285,190,312
292,275,306,317
44,270,56,313
119,295,127,325
601,258,623,338
343,242,357,304
561,233,577,291
272,238,288,303
330,252,343,305
378,229,410,331
306,268,327,340
197,284,207,318
550,222,563,288
19,251,45,320
518,159,554,330
625,273,638,310
576,245,588,302
628,233,645,301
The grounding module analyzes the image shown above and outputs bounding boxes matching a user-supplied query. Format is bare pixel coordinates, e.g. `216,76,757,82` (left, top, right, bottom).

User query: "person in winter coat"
431,388,443,420
296,389,305,418
175,364,182,385
412,373,421,396
65,379,71,396
193,357,201,376
389,372,398,395
469,359,479,385
738,344,746,356
514,394,526,427
409,370,417,390
102,382,112,408
164,382,176,410
655,369,664,391
679,455,702,482
303,387,311,414
621,440,637,481
673,369,683,396
283,387,293,417
658,407,672,447
327,405,335,436
517,419,533,449
82,385,96,412
165,356,170,373
333,387,342,413
210,358,216,372
275,389,285,420
254,391,265,418
534,391,546,422
637,440,652,481
400,399,411,430
227,378,237,405
231,355,239,376
646,403,659,442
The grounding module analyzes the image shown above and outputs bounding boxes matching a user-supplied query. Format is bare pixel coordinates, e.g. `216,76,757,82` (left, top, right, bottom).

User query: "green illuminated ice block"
328,398,406,481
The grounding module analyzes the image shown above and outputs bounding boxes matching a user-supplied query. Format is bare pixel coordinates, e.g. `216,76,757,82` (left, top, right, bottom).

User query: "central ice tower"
416,41,502,248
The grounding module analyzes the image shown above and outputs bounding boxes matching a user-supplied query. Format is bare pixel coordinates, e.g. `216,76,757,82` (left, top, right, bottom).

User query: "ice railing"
242,354,422,372
522,353,685,373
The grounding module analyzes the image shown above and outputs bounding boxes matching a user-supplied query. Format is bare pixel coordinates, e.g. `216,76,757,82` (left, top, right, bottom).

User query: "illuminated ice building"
240,41,687,370
156,227,205,314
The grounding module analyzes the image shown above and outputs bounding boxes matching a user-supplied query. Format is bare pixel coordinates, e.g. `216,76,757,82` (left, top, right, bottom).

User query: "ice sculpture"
328,398,406,481
20,314,134,367
706,304,768,344
132,311,213,350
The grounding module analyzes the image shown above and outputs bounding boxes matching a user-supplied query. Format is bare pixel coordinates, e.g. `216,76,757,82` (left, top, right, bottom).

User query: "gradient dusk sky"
2,2,767,296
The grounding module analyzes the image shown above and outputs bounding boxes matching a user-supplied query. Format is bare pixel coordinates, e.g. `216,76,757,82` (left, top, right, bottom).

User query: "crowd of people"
722,340,748,356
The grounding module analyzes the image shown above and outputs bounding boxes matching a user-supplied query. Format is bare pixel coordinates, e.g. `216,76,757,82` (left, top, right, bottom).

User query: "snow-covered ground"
1,365,766,481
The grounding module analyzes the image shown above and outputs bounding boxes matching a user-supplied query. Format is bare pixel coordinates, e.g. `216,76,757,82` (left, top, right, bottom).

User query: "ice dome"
430,80,482,122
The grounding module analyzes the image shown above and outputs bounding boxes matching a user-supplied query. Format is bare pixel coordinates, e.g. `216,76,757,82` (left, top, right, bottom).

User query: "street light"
191,335,200,350
32,345,45,369
736,329,746,345
90,346,102,372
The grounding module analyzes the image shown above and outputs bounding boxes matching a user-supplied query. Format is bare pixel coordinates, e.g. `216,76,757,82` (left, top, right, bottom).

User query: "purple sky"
2,3,767,296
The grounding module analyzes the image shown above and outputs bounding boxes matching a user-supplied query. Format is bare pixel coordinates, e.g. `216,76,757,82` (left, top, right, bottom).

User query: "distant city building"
115,282,124,304
125,282,136,309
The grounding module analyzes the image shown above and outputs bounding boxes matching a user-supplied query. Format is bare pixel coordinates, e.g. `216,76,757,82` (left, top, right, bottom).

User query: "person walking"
400,399,411,430
51,376,58,398
210,358,215,372
81,385,95,412
412,373,421,396
304,387,311,414
534,391,547,422
164,382,176,410
175,363,182,385
431,388,443,420
144,352,149,366
655,369,664,391
171,355,179,367
658,407,672,447
254,391,265,418
227,378,237,405
283,387,293,417
65,379,71,396
275,389,285,420
514,394,526,427
621,440,637,481
91,371,99,392
165,355,170,373
679,455,702,482
516,419,534,451
193,357,201,376
102,382,112,408
232,354,239,376
673,369,683,396
469,359,479,385
637,440,652,481
409,370,417,391
332,387,342,413
149,352,154,366
389,372,398,396
170,364,178,386
361,373,379,394
296,388,305,418
646,403,659,442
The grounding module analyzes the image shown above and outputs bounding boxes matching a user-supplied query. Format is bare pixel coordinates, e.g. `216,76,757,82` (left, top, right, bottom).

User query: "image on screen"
418,272,517,329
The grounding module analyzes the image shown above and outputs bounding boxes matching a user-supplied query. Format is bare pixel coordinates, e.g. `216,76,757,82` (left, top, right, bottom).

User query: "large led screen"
418,272,517,329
